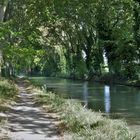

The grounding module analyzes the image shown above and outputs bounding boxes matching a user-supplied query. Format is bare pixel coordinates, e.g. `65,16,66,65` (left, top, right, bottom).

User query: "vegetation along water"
0,0,140,139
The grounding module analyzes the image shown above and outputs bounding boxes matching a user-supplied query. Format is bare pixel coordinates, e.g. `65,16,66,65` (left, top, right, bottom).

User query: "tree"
0,0,9,76
0,0,139,80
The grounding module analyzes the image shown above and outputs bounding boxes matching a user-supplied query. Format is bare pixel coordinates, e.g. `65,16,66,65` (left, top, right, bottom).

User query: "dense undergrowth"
34,87,138,140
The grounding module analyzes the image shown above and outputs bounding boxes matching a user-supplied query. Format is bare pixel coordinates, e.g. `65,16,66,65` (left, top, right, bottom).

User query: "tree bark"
0,4,7,21
0,1,9,76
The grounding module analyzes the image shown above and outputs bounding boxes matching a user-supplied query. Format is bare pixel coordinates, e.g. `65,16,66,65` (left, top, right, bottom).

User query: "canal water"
30,77,140,126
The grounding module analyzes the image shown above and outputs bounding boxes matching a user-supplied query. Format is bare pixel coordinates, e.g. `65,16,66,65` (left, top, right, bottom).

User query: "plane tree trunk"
0,1,9,76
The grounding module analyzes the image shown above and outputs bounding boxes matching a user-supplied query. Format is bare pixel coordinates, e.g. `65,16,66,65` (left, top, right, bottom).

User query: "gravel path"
2,81,60,140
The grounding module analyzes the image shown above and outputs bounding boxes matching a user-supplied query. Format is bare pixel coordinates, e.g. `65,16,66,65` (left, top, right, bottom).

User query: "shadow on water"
29,77,140,125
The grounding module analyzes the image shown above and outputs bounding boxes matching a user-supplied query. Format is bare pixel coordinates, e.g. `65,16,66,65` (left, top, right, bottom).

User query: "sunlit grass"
34,88,137,140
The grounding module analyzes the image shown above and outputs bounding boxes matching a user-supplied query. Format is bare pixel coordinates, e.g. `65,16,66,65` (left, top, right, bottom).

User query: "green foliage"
0,79,18,99
0,0,140,80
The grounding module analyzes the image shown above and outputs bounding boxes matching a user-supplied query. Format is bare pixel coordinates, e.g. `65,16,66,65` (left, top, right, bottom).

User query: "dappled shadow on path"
4,85,60,140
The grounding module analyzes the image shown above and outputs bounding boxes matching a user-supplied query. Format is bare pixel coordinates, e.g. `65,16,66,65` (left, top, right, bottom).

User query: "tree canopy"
0,0,140,80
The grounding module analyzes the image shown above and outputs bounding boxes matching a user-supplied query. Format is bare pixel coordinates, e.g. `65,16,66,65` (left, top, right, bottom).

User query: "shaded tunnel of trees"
0,0,140,81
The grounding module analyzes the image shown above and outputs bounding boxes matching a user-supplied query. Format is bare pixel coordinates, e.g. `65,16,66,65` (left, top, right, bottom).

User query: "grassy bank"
0,78,18,98
0,78,18,110
32,87,137,140
0,78,18,140
0,78,18,108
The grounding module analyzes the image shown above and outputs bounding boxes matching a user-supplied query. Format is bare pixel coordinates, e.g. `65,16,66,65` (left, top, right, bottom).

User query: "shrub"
0,79,18,99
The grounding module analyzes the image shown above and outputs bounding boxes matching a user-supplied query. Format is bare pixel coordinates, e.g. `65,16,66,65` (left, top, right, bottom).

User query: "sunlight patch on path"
3,82,60,140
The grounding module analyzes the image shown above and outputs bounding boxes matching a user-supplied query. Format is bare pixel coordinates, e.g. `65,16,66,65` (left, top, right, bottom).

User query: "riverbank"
1,78,138,139
31,81,138,140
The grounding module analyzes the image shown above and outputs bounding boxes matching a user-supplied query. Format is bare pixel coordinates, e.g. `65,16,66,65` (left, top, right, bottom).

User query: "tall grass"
0,79,18,140
0,79,18,99
34,88,137,140
0,79,18,112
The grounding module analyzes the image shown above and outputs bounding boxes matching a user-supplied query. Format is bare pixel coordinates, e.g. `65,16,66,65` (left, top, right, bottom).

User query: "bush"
0,79,18,99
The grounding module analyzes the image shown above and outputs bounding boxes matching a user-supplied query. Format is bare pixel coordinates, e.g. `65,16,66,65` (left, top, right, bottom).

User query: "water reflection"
104,85,111,113
83,82,88,108
30,77,140,124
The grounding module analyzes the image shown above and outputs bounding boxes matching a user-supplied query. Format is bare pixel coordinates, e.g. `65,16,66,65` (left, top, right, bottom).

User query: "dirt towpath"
2,80,61,140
